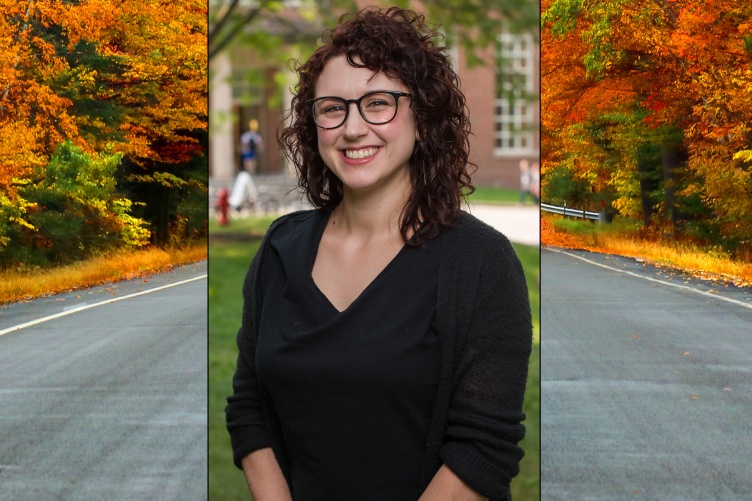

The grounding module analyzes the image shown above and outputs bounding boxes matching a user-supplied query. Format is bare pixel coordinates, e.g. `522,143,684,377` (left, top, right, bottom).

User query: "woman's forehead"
315,55,405,97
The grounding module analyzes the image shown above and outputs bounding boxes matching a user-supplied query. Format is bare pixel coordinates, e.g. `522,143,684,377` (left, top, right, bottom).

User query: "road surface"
541,248,752,500
0,261,208,500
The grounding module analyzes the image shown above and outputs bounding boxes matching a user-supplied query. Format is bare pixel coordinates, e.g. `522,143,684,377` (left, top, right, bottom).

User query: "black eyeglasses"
307,91,412,129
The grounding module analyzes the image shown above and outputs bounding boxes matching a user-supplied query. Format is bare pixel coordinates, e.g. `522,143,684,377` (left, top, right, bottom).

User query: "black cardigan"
226,210,532,501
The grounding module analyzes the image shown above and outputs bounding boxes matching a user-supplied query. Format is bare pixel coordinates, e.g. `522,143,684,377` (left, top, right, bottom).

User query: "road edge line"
544,247,752,310
0,274,208,337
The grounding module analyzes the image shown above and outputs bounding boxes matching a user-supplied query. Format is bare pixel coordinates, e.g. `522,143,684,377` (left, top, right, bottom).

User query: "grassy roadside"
208,217,540,500
0,243,207,304
542,214,752,286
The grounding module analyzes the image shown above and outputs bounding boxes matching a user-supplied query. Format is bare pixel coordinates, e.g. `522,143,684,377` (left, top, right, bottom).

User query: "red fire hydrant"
215,187,230,226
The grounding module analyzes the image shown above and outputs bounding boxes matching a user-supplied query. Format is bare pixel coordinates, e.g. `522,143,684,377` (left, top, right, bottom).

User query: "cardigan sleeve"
225,248,273,469
225,211,310,470
439,232,532,501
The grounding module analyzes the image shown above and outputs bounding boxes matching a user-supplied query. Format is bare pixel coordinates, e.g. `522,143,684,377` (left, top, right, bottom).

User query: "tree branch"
208,2,267,61
208,0,242,38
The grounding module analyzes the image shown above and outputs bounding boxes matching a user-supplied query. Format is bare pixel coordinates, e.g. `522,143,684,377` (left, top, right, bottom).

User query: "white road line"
545,247,752,310
0,275,208,337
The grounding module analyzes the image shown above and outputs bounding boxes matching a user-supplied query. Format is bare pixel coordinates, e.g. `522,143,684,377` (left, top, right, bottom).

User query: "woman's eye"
324,105,345,114
365,100,388,108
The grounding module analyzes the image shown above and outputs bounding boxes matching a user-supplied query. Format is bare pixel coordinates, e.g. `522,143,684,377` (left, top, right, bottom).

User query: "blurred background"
207,0,540,499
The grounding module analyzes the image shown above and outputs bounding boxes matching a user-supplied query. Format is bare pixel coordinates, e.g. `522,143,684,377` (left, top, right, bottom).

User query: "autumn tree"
1,0,208,263
542,0,752,252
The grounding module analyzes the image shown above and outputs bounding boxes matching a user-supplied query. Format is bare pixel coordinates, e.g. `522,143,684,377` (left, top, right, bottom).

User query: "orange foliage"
540,216,586,250
542,0,752,242
1,0,207,238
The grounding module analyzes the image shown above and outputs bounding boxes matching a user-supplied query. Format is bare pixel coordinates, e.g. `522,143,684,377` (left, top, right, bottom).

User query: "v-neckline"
308,211,408,315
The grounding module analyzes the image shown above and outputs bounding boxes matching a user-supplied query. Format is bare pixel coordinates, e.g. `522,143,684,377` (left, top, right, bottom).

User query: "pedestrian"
530,161,540,203
226,6,532,501
239,118,263,173
518,158,533,204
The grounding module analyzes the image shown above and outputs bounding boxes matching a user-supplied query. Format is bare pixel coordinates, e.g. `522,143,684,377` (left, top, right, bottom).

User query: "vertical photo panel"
0,0,208,499
208,1,541,500
541,0,752,498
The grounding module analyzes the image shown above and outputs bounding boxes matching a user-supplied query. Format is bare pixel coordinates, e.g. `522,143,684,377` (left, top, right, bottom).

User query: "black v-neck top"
255,210,443,500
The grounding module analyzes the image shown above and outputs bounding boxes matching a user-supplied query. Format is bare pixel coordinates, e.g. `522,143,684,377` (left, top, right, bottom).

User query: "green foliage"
53,40,129,146
545,164,592,207
542,0,583,37
120,129,208,247
0,141,151,267
112,198,152,248
210,0,540,65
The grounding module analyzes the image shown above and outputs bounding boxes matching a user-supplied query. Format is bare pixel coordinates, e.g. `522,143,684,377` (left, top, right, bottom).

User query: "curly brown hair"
279,6,475,246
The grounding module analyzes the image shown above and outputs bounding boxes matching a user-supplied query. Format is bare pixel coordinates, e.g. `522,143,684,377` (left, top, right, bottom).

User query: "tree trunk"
154,188,171,247
636,144,660,228
661,142,682,237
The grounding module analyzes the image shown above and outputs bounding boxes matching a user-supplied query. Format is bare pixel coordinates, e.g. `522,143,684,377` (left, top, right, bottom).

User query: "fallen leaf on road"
684,351,691,356
689,395,699,400
631,334,641,339
724,388,732,392
56,298,64,302
707,290,718,294
75,295,81,299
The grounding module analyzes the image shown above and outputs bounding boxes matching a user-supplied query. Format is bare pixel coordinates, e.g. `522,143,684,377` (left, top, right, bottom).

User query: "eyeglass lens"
312,92,400,128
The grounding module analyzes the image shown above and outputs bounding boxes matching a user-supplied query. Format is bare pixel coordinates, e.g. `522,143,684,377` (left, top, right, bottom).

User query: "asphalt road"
0,261,208,500
541,248,752,500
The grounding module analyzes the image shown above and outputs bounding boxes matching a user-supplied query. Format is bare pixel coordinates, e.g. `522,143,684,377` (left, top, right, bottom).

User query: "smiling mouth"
343,147,379,159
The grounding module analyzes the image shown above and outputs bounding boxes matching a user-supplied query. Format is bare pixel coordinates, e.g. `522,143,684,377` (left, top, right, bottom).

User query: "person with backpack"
239,118,263,173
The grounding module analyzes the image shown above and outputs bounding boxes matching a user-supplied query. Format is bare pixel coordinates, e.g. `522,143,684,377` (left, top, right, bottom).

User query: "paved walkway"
468,204,539,246
211,175,539,246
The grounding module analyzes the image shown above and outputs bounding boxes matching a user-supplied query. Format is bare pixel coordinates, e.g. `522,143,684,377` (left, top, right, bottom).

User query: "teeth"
344,147,378,159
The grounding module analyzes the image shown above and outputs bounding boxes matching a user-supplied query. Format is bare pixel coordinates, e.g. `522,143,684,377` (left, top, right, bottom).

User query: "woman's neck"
332,180,411,242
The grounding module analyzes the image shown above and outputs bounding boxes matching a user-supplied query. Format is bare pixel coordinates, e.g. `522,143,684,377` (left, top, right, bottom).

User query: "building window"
494,30,536,156
230,66,262,106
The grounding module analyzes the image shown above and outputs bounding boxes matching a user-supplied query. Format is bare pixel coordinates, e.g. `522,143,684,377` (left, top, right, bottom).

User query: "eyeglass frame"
306,90,413,130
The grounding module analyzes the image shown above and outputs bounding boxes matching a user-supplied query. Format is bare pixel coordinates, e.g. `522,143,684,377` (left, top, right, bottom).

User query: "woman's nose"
342,102,368,139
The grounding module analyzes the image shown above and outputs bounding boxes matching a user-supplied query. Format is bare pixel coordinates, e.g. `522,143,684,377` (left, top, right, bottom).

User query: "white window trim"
494,31,536,157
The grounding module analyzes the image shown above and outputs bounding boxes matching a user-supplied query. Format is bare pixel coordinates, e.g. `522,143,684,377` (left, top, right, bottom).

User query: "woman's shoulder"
265,209,323,239
448,210,514,251
247,209,322,289
441,210,526,279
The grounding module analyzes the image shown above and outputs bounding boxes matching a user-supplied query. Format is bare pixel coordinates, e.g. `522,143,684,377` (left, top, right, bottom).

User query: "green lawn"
209,214,279,237
209,217,540,500
469,185,523,205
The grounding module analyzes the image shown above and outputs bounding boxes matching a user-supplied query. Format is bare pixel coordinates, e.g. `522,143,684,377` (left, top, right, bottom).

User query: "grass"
208,216,540,500
209,214,279,238
510,242,540,501
542,214,752,286
209,238,261,500
469,185,522,205
0,243,208,304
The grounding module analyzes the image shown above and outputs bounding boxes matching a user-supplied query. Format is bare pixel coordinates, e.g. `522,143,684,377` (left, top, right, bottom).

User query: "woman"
226,7,532,501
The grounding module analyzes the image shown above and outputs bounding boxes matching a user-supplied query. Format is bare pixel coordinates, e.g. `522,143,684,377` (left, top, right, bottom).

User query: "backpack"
242,131,257,155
